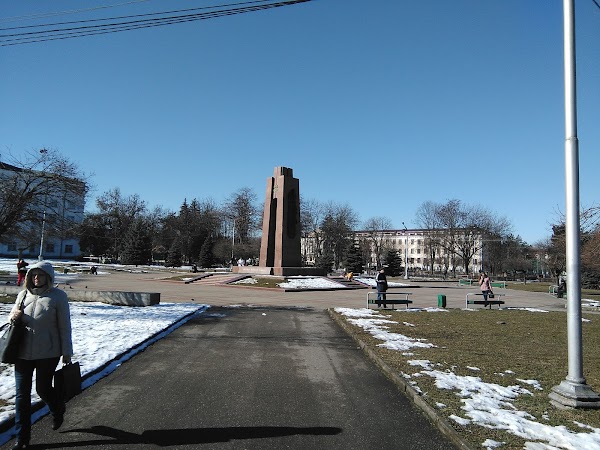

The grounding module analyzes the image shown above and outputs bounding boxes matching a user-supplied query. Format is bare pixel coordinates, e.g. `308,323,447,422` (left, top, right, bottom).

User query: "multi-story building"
302,228,483,275
0,161,85,259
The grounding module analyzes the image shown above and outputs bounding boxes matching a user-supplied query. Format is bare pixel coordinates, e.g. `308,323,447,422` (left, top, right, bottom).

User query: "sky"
1,1,599,246
1,259,599,449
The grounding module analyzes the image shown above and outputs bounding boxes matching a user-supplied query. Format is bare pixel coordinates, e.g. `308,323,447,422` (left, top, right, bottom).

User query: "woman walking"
8,261,73,449
479,271,494,303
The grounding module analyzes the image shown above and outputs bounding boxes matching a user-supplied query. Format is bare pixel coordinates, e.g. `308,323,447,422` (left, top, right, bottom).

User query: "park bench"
459,279,506,288
549,284,568,299
367,291,413,310
465,292,506,309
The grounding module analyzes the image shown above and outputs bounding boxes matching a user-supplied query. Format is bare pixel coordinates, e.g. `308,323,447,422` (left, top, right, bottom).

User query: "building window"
417,248,421,254
65,245,73,254
410,239,414,245
45,243,55,253
8,243,17,252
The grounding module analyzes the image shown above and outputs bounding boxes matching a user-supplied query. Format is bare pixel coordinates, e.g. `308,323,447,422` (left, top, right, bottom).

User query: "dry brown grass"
331,307,600,449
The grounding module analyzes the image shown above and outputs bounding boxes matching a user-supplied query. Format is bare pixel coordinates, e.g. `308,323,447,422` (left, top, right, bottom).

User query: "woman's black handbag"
0,321,25,364
54,362,82,402
0,294,26,364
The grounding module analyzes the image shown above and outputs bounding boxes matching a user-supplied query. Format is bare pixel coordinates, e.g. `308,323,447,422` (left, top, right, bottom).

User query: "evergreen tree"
198,236,215,268
344,243,364,274
384,250,403,277
166,240,183,267
315,248,334,274
121,219,152,265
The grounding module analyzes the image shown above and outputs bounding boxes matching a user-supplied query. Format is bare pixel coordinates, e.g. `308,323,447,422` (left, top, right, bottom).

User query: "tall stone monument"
237,166,324,276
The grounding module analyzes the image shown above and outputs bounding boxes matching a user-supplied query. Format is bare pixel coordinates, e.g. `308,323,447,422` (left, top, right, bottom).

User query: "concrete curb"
328,308,476,450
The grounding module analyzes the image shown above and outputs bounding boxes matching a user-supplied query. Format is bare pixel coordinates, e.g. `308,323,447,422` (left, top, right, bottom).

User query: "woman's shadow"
30,424,343,448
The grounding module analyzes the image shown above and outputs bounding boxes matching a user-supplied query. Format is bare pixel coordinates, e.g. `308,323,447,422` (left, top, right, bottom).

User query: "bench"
458,279,474,286
367,292,413,310
491,281,506,289
549,285,567,298
465,292,506,309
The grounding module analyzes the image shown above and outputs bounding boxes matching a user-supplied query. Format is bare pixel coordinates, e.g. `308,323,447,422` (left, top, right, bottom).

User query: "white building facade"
0,161,85,259
302,228,483,275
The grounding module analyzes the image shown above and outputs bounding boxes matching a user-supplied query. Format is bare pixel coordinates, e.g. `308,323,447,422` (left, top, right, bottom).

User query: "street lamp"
231,218,236,263
549,0,600,409
402,222,409,280
38,149,48,261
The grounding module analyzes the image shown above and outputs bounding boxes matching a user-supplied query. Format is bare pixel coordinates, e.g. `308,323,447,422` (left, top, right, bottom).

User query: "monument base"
233,266,327,276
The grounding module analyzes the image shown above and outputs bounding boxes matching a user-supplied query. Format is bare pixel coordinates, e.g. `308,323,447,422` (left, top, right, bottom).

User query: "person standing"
16,259,28,287
8,261,73,450
375,268,388,308
479,271,494,303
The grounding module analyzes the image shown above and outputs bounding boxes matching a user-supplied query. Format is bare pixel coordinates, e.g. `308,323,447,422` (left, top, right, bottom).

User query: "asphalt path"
61,269,570,311
3,307,457,450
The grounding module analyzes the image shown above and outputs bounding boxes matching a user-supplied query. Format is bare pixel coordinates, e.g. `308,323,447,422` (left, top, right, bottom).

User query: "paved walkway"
63,269,571,311
1,307,457,450
1,269,581,449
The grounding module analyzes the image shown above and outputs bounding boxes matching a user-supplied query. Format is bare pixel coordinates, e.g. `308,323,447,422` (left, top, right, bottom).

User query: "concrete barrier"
0,285,159,306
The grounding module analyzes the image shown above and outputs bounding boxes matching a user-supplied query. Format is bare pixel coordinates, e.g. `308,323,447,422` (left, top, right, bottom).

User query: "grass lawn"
331,307,600,449
505,281,600,301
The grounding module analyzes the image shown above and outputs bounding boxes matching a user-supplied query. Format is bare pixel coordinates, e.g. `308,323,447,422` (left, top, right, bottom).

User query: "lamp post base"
549,380,600,409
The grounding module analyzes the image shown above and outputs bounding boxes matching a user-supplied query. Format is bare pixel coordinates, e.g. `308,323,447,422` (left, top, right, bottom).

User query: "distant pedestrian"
479,271,494,302
557,278,566,298
9,261,73,449
90,266,98,275
16,259,28,286
375,269,388,308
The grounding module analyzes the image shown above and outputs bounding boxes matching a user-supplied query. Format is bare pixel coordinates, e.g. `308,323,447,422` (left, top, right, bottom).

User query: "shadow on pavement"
33,425,343,448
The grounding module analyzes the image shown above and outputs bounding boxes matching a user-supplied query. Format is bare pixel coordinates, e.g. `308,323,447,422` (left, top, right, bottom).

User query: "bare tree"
320,202,359,269
415,201,443,274
436,199,463,277
94,188,148,260
224,187,260,244
0,149,89,252
428,199,511,276
457,203,511,276
300,197,326,262
362,216,393,269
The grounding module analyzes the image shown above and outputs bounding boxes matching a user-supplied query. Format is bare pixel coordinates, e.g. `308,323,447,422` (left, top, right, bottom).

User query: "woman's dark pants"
14,357,62,443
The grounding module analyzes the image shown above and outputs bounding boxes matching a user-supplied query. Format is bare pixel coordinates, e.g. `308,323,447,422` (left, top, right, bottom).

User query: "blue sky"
1,0,599,245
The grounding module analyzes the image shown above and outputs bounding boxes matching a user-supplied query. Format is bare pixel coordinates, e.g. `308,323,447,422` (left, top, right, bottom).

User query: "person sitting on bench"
557,278,566,298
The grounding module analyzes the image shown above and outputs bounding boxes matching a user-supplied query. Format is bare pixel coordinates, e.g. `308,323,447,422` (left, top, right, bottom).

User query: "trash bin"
437,294,446,308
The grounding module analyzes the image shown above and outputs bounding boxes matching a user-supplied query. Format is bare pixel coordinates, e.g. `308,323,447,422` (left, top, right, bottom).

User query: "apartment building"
302,228,483,274
0,161,85,259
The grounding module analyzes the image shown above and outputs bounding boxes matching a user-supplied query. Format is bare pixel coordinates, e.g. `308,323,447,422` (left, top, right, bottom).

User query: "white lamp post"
549,0,600,409
402,222,409,280
231,218,236,263
38,149,48,261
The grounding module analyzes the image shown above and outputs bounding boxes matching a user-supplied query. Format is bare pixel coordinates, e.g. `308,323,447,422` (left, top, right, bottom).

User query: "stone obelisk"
253,166,324,276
